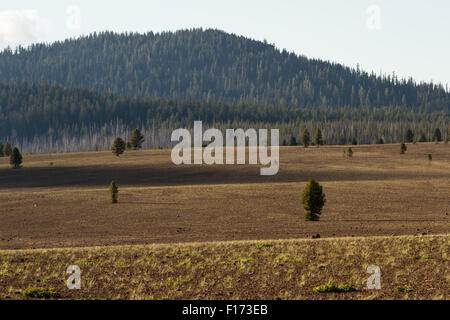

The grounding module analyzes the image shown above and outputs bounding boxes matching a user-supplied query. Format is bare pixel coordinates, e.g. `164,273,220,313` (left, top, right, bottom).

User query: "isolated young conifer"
0,141,3,157
400,142,407,154
347,147,353,158
3,142,12,156
112,137,126,156
109,181,119,204
290,136,297,146
404,129,414,143
377,137,384,144
432,128,442,142
302,129,311,148
302,178,326,221
130,129,145,150
428,154,432,161
314,128,324,146
10,147,23,169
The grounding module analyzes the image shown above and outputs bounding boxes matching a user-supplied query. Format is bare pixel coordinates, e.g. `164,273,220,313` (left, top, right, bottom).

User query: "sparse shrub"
301,128,310,148
109,180,119,203
111,137,126,156
418,132,427,142
313,283,356,293
256,243,273,248
49,162,54,166
302,178,326,221
22,287,60,299
10,147,23,169
445,136,449,144
400,142,407,154
395,286,412,293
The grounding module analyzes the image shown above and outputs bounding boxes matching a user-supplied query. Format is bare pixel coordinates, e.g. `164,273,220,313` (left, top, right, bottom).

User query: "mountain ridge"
0,28,448,111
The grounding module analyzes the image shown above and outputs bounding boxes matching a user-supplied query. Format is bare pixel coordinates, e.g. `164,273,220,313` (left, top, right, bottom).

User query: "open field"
0,235,448,300
0,143,449,249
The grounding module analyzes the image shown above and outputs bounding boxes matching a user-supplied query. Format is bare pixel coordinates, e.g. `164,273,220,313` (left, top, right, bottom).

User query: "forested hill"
0,29,448,111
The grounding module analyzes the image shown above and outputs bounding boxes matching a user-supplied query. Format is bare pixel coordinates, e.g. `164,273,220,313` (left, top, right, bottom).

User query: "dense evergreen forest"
0,29,449,110
0,83,447,154
0,29,448,153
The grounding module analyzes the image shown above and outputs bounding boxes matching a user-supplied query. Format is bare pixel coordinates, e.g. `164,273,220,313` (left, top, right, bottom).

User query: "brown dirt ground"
0,143,449,250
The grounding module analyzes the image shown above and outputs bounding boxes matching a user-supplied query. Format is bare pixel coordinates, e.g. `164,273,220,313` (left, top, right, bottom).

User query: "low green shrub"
313,283,356,293
22,287,61,299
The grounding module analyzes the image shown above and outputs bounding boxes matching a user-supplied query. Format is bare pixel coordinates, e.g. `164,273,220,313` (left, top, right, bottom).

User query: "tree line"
0,83,448,154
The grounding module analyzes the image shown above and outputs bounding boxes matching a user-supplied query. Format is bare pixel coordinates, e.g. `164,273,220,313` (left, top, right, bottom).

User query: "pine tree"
130,129,145,150
302,178,326,221
290,136,297,146
347,147,353,158
418,132,427,142
404,129,414,143
400,142,407,154
433,128,442,142
314,128,324,146
0,141,3,157
10,147,23,169
302,129,311,148
3,142,12,156
109,181,119,203
111,137,126,156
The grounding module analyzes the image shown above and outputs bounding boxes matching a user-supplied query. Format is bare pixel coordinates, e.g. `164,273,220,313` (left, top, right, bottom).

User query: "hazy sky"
1,0,449,87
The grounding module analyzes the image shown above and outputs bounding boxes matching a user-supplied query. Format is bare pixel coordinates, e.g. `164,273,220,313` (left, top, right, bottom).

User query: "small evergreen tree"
109,181,119,203
351,137,358,145
111,137,126,156
302,178,326,221
0,141,3,157
347,147,353,158
10,147,23,169
377,137,384,144
130,129,145,150
314,128,324,146
3,142,12,156
302,129,311,148
427,154,432,161
418,132,427,142
290,136,297,146
404,129,414,143
400,142,407,154
433,128,442,142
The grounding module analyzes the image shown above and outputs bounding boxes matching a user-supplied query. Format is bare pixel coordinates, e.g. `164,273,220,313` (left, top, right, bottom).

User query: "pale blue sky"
1,0,449,87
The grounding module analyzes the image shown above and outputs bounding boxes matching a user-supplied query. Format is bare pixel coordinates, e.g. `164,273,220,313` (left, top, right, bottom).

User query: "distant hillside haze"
0,29,448,111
